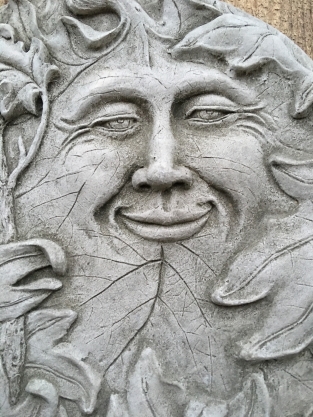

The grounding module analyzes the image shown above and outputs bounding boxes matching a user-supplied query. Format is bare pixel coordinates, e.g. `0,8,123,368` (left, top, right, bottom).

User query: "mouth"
118,206,212,242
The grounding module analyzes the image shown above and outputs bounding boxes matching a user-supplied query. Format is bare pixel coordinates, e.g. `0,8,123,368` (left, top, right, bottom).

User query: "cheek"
181,132,272,210
17,140,140,235
58,141,138,218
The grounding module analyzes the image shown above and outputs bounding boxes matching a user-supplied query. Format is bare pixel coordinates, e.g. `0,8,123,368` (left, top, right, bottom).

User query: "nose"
132,115,193,191
132,164,193,191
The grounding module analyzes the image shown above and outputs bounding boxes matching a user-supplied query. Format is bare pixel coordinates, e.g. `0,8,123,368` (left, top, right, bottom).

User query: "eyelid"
61,114,139,148
90,113,139,127
185,105,240,118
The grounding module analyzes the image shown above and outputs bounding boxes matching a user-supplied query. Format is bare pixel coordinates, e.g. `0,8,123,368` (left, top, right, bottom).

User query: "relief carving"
0,0,313,416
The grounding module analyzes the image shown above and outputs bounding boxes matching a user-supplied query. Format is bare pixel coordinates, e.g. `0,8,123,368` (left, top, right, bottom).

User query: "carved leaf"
0,359,63,417
228,373,270,417
239,301,313,361
0,72,41,119
183,373,270,416
107,393,130,417
26,308,101,414
23,379,59,417
293,74,313,118
13,0,129,62
270,156,313,199
189,0,222,15
212,202,313,305
77,239,221,391
126,348,185,417
171,14,273,63
171,14,313,117
184,400,228,417
106,354,270,417
0,357,12,414
210,201,313,360
75,258,161,370
0,238,65,406
0,239,66,321
61,15,128,51
12,0,87,65
66,0,114,15
0,24,58,121
305,405,313,417
107,348,185,417
171,13,295,72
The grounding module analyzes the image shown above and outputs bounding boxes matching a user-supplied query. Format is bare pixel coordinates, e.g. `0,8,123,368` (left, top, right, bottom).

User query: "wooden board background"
0,0,312,57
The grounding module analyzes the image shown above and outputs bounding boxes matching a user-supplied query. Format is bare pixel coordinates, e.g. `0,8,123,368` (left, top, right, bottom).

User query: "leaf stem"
0,88,50,406
8,88,49,189
0,118,25,406
0,119,16,243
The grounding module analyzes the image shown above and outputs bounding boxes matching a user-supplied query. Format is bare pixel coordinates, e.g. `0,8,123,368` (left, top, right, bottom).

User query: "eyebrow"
61,70,261,123
61,88,146,124
173,74,260,106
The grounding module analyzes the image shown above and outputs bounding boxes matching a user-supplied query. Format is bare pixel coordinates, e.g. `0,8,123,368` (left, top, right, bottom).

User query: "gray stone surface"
1,1,313,416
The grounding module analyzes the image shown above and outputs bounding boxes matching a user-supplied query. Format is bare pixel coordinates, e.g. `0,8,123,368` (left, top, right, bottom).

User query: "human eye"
91,115,139,132
186,108,235,124
60,105,141,149
182,94,241,127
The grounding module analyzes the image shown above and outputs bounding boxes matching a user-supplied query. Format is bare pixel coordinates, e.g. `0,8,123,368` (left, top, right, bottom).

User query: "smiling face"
5,2,313,412
16,54,294,261
13,51,298,396
10,14,309,408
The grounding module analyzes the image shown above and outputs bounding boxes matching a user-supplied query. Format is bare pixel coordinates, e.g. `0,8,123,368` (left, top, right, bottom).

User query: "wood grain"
0,0,312,57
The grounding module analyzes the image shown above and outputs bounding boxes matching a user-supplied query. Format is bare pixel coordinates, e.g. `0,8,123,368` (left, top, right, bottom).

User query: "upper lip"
120,206,212,226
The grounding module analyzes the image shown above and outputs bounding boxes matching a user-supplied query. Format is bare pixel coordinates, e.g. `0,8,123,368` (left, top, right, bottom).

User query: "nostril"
132,165,193,192
173,172,193,189
138,183,151,191
174,180,188,187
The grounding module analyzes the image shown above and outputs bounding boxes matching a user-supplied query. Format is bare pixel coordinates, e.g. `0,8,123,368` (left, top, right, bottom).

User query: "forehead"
60,59,259,119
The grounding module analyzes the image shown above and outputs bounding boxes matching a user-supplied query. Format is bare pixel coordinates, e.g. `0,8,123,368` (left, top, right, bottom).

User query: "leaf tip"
211,287,246,306
28,239,68,275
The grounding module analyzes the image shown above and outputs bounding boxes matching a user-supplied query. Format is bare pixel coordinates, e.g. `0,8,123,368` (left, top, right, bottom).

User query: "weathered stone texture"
1,1,313,416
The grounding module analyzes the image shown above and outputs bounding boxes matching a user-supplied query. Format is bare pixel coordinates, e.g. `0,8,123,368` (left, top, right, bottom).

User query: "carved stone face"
17,55,293,262
15,55,302,404
3,2,313,415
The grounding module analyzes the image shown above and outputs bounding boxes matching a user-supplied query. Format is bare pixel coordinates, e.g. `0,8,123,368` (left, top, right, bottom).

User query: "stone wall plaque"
1,1,313,416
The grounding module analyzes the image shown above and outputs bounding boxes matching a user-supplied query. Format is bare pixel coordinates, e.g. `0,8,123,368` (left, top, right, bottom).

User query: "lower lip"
119,212,211,242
